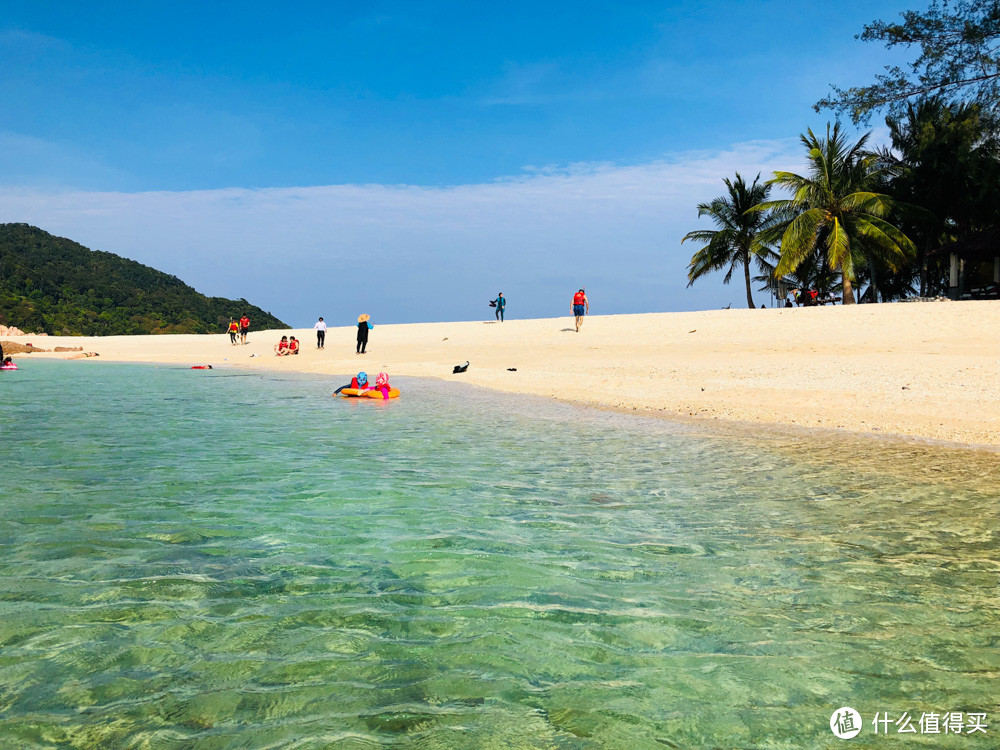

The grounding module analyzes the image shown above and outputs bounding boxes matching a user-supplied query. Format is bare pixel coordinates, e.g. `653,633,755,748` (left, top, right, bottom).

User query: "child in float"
274,336,289,355
350,371,370,389
227,319,240,345
1,356,16,370
288,336,300,355
373,372,392,399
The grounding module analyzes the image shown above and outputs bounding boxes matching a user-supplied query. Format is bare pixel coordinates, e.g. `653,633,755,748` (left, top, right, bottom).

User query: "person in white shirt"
314,317,327,349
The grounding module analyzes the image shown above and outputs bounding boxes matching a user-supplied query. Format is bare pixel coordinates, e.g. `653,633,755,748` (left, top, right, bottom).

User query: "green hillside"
0,224,288,335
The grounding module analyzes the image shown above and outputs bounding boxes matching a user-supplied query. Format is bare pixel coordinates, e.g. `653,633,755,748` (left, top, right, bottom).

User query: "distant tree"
762,124,916,304
877,97,1000,293
816,0,1000,124
682,173,781,308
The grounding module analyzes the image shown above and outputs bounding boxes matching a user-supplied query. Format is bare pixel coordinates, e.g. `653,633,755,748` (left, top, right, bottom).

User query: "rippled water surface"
1,361,997,749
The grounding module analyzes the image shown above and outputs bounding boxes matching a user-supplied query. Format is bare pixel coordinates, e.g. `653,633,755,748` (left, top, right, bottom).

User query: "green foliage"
760,124,916,303
879,97,1000,295
0,224,289,335
817,0,1000,123
681,173,782,308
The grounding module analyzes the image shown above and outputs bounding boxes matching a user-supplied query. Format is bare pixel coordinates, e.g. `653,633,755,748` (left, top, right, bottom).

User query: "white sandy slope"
14,300,1000,448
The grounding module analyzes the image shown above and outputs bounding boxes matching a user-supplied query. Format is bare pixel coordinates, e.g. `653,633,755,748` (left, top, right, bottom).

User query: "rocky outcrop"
0,341,49,354
0,326,45,336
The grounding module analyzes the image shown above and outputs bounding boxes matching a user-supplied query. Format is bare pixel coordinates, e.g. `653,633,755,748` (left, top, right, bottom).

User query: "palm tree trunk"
742,252,755,308
842,275,856,304
866,250,879,303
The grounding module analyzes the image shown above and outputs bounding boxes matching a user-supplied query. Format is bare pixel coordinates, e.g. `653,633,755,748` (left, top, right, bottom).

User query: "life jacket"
278,340,288,350
289,339,299,353
240,317,249,328
229,322,239,332
573,291,586,305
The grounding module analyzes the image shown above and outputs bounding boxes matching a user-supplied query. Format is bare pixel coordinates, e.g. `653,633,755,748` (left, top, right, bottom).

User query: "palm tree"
881,98,1000,295
764,123,915,304
682,173,780,308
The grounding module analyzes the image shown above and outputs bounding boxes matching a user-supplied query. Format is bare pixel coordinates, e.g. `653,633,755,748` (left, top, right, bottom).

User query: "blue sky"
1,1,909,325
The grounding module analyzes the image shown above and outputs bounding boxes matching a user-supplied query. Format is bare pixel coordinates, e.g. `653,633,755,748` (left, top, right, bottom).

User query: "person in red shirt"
227,319,239,345
274,336,289,356
239,314,250,344
572,289,589,332
288,336,300,355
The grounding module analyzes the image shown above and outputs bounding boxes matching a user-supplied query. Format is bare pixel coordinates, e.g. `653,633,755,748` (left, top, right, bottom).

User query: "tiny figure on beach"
275,335,290,356
65,352,99,359
227,319,240,345
239,314,250,344
492,292,506,322
288,336,300,355
572,288,589,332
357,314,372,354
314,317,326,349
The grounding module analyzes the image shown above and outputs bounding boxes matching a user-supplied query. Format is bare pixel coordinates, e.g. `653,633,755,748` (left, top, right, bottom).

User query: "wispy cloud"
0,138,808,325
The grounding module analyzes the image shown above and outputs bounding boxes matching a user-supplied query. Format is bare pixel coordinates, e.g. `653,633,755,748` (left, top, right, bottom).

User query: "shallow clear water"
0,361,997,749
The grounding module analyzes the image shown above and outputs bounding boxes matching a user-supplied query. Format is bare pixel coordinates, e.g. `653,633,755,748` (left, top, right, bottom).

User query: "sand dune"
13,300,1000,448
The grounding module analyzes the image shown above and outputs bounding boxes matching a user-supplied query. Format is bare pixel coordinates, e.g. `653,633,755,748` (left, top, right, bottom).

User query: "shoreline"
8,301,1000,449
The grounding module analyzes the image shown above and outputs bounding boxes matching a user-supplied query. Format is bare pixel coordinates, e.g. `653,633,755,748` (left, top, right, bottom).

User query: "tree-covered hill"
0,224,288,335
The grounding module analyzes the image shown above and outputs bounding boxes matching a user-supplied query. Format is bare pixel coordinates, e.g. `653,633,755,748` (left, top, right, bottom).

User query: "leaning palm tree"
763,123,915,304
682,173,781,308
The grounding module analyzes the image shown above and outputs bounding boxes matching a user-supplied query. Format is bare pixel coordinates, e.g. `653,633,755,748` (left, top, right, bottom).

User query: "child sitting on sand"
275,336,289,355
289,336,300,355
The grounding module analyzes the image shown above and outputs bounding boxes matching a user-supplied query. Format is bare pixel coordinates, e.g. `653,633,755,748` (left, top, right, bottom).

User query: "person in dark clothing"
492,293,506,322
357,314,372,354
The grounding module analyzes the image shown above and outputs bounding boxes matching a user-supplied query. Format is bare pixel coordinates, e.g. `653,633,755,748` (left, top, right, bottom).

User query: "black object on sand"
453,361,469,374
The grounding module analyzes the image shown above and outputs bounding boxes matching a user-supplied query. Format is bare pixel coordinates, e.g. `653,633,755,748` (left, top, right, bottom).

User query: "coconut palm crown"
682,172,780,308
762,123,915,304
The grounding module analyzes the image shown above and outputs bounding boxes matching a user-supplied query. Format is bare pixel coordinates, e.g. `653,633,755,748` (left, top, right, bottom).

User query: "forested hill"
0,224,288,335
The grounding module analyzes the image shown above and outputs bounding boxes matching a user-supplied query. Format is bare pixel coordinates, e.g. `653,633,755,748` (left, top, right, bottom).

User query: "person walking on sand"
239,314,250,344
357,314,373,354
227,319,240,345
492,292,506,322
572,289,589,332
314,317,326,349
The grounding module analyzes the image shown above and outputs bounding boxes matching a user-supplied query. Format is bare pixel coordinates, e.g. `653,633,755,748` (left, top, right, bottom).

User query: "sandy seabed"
10,300,1000,449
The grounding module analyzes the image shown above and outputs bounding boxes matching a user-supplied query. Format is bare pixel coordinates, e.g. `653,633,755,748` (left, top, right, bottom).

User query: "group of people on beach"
266,286,591,358
489,289,590,331
274,336,300,356
281,314,373,355
226,314,250,345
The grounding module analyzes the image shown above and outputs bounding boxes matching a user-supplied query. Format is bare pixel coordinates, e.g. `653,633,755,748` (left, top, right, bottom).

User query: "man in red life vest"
239,314,250,344
572,289,589,332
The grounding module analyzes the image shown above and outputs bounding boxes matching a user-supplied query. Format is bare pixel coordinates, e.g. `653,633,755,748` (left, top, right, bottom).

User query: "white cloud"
0,138,807,325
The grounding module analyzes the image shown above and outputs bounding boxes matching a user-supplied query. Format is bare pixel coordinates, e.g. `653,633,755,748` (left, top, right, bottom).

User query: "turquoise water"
0,361,997,749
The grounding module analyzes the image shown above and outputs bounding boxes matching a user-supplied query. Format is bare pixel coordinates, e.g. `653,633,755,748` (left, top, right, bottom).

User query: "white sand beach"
12,300,1000,448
